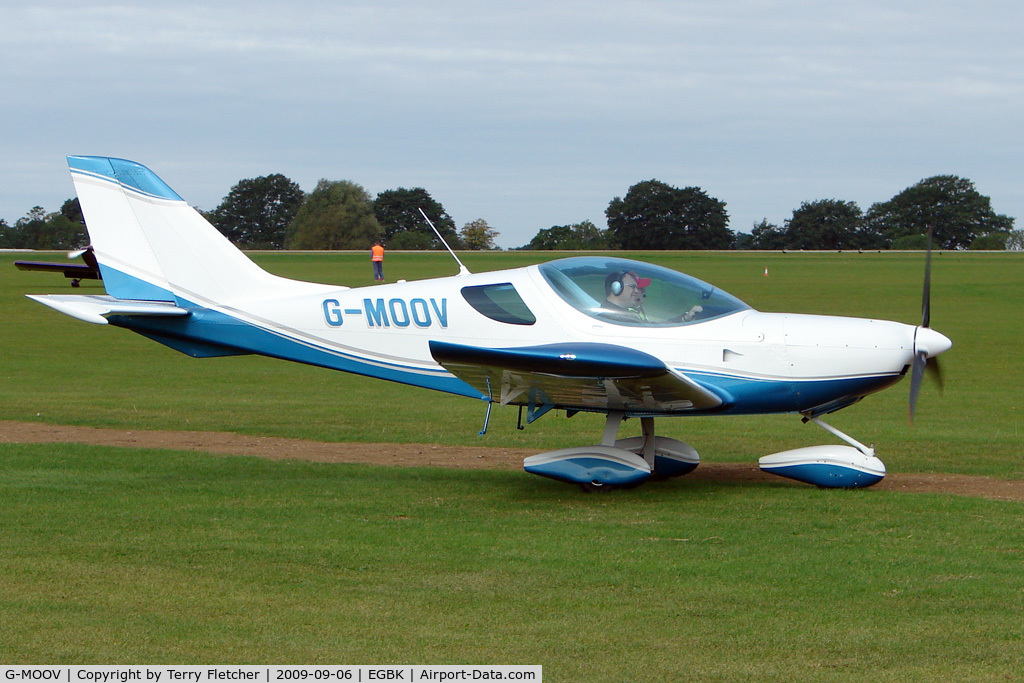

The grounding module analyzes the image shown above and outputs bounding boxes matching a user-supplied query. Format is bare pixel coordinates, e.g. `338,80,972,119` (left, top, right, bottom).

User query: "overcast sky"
2,1,1020,248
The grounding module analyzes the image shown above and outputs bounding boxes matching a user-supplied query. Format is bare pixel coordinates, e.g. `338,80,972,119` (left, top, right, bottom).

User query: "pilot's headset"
602,270,626,294
608,270,641,296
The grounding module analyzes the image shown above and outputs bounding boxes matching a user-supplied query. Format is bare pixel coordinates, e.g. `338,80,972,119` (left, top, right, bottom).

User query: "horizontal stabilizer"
430,341,722,414
26,294,189,325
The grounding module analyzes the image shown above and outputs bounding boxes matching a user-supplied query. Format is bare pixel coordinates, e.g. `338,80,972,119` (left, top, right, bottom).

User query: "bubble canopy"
537,257,750,326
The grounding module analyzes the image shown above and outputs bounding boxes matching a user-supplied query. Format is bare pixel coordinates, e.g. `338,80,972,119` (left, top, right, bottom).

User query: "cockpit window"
538,257,750,326
461,283,537,325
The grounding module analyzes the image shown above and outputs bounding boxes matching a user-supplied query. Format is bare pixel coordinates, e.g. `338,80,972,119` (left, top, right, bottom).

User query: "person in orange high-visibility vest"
371,241,385,281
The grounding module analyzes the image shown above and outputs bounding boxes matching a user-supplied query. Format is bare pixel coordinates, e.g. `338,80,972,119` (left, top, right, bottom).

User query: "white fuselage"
211,263,937,416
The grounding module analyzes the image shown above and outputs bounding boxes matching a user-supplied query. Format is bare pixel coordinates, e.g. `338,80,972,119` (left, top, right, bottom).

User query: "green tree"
0,206,87,249
460,218,500,250
745,219,786,250
0,218,12,248
285,180,380,250
865,175,1014,250
522,224,572,250
970,232,1009,250
783,199,873,250
60,197,85,225
567,220,609,249
1006,229,1024,251
605,180,732,250
209,174,304,249
521,220,608,250
374,188,461,250
890,234,931,250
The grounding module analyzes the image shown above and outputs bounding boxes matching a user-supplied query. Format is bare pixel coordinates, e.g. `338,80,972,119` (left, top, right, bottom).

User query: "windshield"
538,257,750,326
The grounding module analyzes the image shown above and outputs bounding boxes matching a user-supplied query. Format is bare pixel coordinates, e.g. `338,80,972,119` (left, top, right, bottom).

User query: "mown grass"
1,250,1023,679
1,442,1022,679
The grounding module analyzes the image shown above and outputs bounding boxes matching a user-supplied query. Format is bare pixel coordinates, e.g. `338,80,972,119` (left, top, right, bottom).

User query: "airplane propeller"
908,228,947,423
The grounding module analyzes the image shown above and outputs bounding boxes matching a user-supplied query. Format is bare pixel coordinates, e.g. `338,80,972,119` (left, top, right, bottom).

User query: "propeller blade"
908,349,927,424
909,227,945,424
921,227,932,328
926,355,944,393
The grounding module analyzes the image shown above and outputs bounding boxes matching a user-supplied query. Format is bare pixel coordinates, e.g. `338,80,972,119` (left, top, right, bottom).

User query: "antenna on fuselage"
418,207,470,276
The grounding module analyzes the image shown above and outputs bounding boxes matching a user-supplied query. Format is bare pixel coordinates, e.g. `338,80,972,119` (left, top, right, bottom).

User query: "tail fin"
68,156,315,305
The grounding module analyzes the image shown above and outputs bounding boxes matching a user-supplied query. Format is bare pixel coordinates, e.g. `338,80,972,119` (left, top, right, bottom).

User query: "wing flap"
429,341,722,413
26,294,189,325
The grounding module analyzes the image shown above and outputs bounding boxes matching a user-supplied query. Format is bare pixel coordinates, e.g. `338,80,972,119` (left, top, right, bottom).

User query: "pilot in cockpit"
602,269,705,324
603,270,650,320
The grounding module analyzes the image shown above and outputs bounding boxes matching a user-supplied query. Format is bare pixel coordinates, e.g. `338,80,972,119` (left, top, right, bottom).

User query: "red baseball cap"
627,271,652,288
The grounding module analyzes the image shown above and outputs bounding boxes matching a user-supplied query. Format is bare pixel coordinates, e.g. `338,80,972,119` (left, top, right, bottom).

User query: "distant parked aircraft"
16,246,101,287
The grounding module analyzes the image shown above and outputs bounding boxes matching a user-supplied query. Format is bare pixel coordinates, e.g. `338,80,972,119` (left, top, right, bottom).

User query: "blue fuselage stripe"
109,308,485,400
686,370,902,415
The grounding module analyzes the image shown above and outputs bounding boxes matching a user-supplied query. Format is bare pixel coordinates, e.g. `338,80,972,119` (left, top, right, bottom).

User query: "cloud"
2,0,1020,246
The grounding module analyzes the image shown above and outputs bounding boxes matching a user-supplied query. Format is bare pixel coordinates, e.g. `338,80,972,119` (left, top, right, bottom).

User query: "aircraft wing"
429,341,723,413
15,247,101,284
15,261,100,280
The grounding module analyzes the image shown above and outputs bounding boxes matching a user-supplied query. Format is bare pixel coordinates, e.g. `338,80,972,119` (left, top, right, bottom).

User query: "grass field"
1,250,1023,679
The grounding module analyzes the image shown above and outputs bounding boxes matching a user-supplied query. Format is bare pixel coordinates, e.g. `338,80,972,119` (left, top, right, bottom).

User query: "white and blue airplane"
25,156,951,491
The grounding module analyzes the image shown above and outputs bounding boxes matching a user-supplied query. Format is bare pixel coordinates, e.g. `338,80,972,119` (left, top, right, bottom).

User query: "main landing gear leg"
600,411,625,446
612,417,700,480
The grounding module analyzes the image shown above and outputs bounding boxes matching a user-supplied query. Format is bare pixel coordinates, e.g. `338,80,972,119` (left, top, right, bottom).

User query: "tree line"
205,176,502,251
2,172,1019,251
